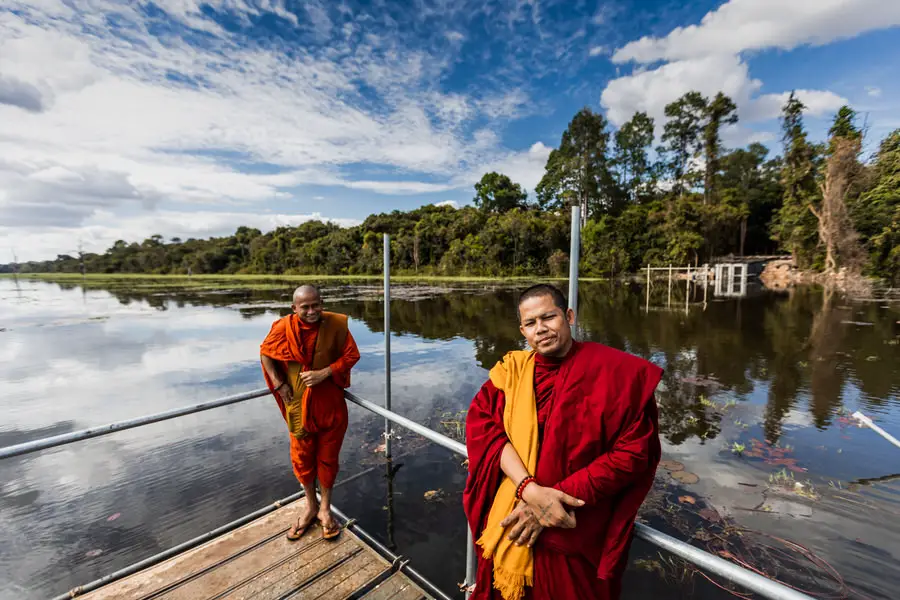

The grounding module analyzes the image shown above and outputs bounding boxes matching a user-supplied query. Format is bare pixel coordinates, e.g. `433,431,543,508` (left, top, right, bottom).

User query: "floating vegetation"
768,468,818,500
438,410,467,442
638,478,852,598
731,442,746,456
659,460,684,472
670,470,700,485
743,439,807,473
423,489,446,502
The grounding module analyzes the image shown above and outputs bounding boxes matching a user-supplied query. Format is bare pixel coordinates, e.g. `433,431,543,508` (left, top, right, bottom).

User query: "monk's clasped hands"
522,483,584,529
501,483,585,546
501,502,543,547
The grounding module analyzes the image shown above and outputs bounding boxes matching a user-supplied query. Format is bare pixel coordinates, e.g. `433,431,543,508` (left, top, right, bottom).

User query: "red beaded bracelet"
515,476,535,500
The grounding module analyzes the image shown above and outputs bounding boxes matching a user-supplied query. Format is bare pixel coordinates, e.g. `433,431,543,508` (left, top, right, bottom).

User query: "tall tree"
812,105,865,273
772,92,821,267
473,172,528,213
702,92,739,204
720,144,783,256
660,92,707,197
856,129,900,277
536,107,616,221
612,111,656,203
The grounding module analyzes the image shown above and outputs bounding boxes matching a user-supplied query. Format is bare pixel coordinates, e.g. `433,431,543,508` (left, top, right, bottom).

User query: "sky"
1,0,899,262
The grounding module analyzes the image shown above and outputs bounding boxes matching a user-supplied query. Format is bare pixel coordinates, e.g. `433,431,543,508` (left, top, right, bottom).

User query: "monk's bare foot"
287,503,318,541
318,508,340,540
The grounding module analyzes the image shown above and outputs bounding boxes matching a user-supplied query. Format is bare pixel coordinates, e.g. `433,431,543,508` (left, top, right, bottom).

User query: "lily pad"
671,470,699,484
659,460,684,472
699,508,721,522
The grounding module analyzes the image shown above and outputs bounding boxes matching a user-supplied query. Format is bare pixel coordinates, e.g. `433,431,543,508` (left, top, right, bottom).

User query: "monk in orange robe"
463,284,662,600
260,285,360,540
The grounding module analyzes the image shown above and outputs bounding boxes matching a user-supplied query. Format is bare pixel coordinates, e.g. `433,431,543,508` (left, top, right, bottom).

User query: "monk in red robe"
260,285,360,541
463,284,662,600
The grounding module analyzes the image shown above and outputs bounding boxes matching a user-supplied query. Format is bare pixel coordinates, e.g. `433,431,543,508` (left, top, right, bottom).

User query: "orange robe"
260,312,360,488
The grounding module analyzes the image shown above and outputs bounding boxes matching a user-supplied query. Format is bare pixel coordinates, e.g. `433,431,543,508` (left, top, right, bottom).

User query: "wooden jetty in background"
81,497,433,600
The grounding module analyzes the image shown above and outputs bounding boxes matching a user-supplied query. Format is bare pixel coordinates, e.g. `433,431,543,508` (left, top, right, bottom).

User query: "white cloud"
588,45,609,57
0,0,537,260
461,142,552,193
613,0,900,64
866,86,883,98
435,200,459,209
600,0,887,139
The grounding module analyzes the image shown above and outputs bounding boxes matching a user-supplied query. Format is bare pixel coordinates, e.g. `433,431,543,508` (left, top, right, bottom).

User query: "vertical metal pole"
667,264,673,307
645,264,650,313
568,205,581,327
740,264,747,297
383,234,392,459
703,266,709,306
685,264,691,314
465,530,477,598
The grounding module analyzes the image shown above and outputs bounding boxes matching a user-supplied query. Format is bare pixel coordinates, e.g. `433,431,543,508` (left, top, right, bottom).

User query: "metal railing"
1,389,814,600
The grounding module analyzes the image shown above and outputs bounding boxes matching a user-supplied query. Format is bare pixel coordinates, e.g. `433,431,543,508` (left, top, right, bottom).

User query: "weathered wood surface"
81,498,433,600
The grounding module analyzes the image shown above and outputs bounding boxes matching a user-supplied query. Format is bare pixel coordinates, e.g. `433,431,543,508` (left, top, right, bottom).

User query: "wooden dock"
81,498,434,600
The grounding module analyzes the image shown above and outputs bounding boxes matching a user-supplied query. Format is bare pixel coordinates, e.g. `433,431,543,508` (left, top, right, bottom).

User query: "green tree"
702,92,739,204
660,92,707,197
772,92,822,268
720,143,783,256
612,111,656,203
536,107,617,219
855,129,900,278
473,172,528,213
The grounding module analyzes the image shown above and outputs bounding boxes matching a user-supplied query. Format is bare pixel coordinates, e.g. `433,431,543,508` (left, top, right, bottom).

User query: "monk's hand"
500,502,543,547
299,367,332,388
522,484,584,529
276,383,293,405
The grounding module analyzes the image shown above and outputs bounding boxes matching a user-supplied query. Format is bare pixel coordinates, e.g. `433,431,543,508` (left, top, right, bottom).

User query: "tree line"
5,92,898,280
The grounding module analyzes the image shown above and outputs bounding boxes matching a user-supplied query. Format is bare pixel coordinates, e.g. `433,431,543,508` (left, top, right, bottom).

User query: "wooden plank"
360,572,429,600
216,537,360,600
286,551,386,599
82,498,315,600
360,573,410,600
359,572,426,600
156,534,325,600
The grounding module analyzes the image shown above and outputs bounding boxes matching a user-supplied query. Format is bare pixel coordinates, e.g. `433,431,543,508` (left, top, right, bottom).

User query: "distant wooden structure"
82,497,433,600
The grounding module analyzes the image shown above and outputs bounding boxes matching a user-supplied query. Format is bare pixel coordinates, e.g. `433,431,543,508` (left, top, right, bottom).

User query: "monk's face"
518,293,575,358
292,290,323,323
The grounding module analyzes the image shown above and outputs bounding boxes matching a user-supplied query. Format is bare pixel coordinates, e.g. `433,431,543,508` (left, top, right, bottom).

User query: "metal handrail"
1,388,814,600
0,388,270,460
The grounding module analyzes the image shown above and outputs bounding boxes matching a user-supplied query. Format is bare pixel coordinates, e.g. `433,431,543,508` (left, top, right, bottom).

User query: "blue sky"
1,0,899,261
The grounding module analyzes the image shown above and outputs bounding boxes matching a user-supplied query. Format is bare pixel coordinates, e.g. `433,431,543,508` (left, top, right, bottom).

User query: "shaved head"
292,285,323,323
293,285,321,303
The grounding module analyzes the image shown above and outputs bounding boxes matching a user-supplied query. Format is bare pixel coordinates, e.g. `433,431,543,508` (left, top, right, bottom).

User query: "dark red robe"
463,341,663,599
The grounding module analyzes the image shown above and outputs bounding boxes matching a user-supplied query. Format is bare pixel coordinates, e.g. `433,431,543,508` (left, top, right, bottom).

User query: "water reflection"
1,278,898,600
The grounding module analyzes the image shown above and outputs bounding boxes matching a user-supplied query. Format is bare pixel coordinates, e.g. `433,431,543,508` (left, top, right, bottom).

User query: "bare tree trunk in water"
811,137,863,274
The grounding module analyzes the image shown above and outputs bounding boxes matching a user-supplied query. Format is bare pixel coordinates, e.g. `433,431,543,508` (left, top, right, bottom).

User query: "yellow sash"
477,350,538,600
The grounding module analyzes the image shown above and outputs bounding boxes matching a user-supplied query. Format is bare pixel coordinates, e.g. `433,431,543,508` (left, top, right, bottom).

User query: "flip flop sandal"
286,516,315,541
321,520,341,541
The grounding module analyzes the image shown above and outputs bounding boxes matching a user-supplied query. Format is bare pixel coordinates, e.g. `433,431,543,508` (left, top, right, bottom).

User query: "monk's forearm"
260,355,285,387
556,409,657,504
500,442,530,486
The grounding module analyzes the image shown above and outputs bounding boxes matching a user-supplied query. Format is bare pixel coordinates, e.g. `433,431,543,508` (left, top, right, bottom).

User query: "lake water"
1,276,898,600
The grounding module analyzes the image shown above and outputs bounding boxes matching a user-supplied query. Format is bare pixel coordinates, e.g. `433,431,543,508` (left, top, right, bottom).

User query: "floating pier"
79,497,433,600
